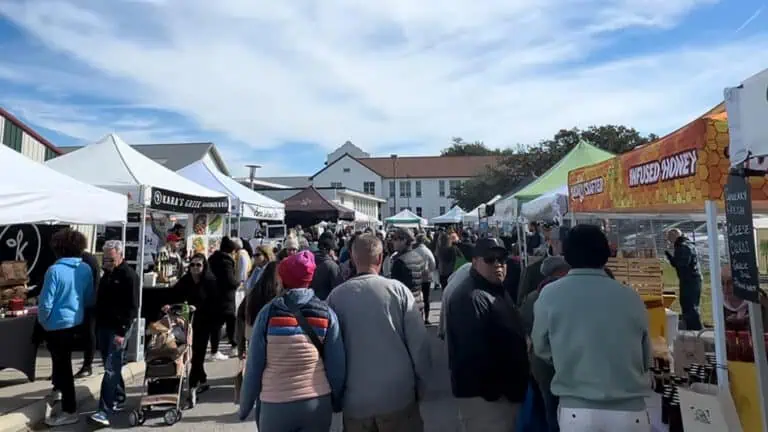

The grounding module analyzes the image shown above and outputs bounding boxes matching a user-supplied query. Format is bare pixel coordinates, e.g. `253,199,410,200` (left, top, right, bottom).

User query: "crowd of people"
35,219,707,431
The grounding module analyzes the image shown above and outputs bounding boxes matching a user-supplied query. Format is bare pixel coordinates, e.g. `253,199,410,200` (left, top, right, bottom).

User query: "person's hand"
162,304,171,313
114,335,125,346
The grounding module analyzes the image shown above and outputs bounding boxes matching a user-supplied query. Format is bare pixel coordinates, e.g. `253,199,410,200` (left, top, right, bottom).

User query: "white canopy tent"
385,209,427,227
520,185,569,222
0,144,128,225
430,206,465,224
463,195,502,224
46,133,229,362
177,159,285,223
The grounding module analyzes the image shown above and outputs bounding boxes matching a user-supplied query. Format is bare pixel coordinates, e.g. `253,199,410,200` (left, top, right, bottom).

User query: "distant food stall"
282,186,354,228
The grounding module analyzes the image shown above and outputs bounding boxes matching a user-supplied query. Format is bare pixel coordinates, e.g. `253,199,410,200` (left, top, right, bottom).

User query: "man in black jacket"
89,241,138,427
74,250,101,379
446,237,529,431
311,232,342,300
666,228,703,330
207,237,239,359
390,228,427,316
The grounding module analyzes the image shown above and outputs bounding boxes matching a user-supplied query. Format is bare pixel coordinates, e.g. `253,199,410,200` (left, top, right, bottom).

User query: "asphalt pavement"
37,290,460,431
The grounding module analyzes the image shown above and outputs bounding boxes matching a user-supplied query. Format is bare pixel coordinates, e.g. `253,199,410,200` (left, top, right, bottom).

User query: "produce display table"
0,315,38,381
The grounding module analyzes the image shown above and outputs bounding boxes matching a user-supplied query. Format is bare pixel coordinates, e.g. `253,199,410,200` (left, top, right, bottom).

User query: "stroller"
129,304,196,426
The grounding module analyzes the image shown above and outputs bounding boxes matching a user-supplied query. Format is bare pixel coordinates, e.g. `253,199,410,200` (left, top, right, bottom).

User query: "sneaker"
113,400,126,412
196,382,210,394
213,351,228,361
89,411,110,426
73,366,92,379
45,412,79,427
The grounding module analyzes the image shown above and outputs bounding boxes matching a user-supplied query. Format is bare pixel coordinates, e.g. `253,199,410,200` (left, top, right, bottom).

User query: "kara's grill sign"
150,187,229,214
570,177,605,199
628,149,699,188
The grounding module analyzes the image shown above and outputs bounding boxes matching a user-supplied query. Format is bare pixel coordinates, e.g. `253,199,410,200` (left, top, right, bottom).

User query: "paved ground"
37,289,461,431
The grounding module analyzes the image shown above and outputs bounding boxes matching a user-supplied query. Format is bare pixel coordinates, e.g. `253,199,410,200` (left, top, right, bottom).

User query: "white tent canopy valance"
431,206,465,224
177,160,284,221
385,209,427,226
46,134,229,213
463,195,502,223
0,144,128,225
520,185,569,221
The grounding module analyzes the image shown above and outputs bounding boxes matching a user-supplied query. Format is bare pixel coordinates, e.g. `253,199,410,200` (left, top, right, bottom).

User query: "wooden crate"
606,257,663,297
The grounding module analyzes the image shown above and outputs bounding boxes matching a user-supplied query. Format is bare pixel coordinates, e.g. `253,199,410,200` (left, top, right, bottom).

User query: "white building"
0,108,60,162
309,151,499,220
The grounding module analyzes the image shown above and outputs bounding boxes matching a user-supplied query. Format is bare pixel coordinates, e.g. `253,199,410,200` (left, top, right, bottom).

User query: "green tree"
449,125,657,210
441,137,511,156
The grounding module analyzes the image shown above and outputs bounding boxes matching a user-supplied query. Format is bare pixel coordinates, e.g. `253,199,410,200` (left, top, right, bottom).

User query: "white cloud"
0,0,766,158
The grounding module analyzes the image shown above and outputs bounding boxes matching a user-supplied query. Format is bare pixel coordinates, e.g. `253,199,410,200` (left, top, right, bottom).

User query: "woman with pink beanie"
239,250,346,431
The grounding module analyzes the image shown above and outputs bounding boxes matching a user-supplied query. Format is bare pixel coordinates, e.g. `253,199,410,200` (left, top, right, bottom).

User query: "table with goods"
0,261,40,382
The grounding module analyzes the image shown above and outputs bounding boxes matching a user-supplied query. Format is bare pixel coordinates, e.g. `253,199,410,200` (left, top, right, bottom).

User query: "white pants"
559,407,651,432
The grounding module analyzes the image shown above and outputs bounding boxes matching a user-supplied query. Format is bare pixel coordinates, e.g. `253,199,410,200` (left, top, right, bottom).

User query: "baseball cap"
473,237,507,258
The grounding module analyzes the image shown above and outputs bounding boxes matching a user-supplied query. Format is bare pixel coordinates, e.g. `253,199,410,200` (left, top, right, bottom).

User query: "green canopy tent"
513,140,614,203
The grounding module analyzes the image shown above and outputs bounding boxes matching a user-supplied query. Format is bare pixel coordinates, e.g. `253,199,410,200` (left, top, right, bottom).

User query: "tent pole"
134,205,148,363
704,200,728,388
238,203,243,236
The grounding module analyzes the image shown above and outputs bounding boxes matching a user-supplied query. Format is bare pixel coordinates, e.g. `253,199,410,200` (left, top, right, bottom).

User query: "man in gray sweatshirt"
327,233,431,432
532,224,652,431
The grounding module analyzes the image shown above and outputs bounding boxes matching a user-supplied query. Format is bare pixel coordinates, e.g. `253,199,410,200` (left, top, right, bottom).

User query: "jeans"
47,327,78,414
680,279,703,330
421,282,431,321
210,312,236,354
97,328,127,414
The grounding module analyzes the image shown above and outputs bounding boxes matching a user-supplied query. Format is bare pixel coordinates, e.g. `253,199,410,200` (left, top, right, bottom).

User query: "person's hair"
318,232,336,252
245,262,281,326
255,245,275,262
415,233,427,246
351,233,383,268
188,252,211,275
51,228,88,258
102,240,124,255
563,224,611,269
232,238,243,249
220,236,236,253
277,248,289,261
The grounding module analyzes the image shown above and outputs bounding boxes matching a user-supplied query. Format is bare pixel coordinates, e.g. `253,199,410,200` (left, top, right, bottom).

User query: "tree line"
444,125,659,210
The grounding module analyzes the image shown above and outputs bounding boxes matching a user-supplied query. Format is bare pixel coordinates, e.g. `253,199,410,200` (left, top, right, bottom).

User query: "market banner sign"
568,113,741,213
724,68,768,168
149,187,229,214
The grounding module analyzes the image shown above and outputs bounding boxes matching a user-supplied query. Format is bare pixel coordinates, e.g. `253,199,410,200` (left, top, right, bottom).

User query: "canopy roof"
47,134,229,213
514,141,614,201
283,187,354,221
521,185,569,221
177,160,284,221
431,206,465,224
385,209,427,225
0,144,127,225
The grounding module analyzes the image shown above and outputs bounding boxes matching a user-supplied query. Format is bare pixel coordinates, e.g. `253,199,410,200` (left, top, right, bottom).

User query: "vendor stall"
568,107,768,431
520,185,569,222
385,209,427,228
0,144,128,381
282,186,354,227
430,206,465,225
177,159,285,234
46,133,229,361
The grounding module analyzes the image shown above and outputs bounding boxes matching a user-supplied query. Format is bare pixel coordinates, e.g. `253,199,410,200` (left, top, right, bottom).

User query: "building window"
343,168,350,173
416,207,422,216
399,181,411,197
2,122,23,152
415,181,422,197
340,196,345,204
45,147,57,161
440,206,446,215
331,182,343,188
439,180,445,197
364,181,375,195
389,181,396,197
449,180,461,197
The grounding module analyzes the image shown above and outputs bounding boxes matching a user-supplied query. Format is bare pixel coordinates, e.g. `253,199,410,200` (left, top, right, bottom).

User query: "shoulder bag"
284,296,325,357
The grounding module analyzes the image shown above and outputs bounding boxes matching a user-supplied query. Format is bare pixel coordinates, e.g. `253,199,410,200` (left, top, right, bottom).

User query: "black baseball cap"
473,237,507,258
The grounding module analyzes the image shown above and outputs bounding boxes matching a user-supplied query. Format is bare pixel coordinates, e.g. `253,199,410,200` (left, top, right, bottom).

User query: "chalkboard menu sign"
724,174,761,303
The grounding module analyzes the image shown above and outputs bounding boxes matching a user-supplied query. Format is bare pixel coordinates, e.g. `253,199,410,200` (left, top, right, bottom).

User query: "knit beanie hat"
284,235,300,250
278,250,316,288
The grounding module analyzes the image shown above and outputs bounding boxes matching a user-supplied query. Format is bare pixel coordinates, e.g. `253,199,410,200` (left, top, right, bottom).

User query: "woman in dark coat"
235,262,281,358
167,253,217,393
207,237,239,359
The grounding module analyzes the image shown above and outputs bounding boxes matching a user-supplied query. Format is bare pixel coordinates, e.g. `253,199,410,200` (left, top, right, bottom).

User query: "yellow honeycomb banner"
567,115,764,213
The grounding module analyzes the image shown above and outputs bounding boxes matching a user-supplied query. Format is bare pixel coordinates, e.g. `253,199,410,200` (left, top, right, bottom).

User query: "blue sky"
0,0,767,178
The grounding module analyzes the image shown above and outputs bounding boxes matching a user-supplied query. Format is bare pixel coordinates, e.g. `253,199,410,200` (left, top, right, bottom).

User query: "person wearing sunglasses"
166,253,218,396
445,237,529,431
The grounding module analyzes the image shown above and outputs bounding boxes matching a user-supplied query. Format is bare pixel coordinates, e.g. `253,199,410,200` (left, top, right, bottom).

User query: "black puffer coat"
391,246,427,312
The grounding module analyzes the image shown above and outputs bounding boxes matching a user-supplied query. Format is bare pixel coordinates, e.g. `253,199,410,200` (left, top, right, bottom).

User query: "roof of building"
59,142,230,175
0,107,61,154
311,153,500,179
255,176,312,188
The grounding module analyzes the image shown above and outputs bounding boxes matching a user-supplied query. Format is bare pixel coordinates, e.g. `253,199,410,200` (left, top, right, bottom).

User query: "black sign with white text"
724,174,761,303
150,187,229,214
0,224,67,293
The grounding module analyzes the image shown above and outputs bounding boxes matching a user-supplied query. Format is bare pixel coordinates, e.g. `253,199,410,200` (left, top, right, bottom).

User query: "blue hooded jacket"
38,257,95,331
